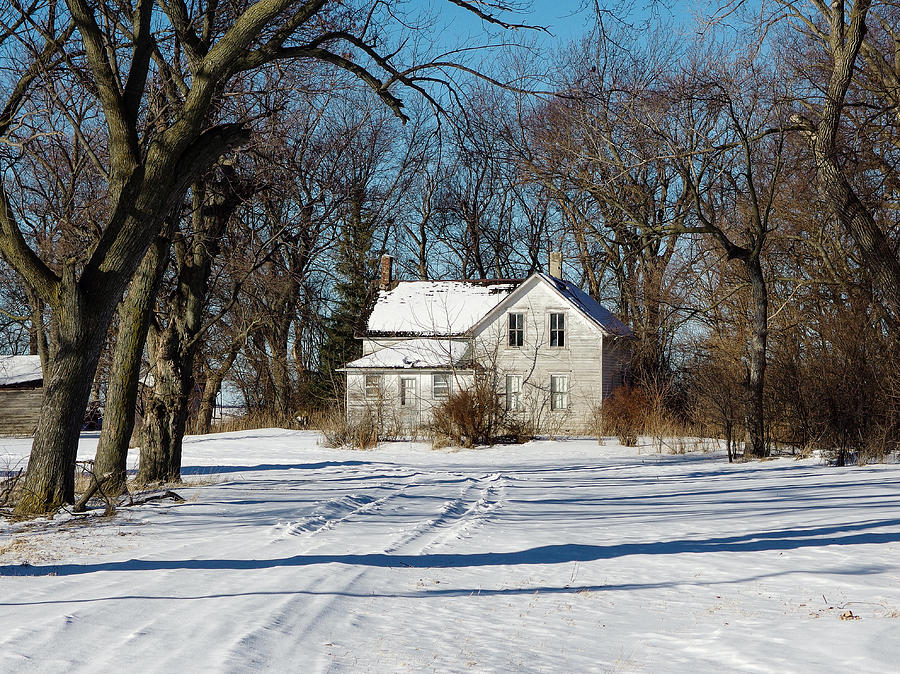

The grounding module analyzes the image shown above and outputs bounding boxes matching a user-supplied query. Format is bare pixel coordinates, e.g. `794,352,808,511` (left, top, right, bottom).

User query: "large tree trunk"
813,150,900,320
137,170,244,483
137,327,192,484
744,256,768,459
800,0,900,321
93,229,172,494
15,272,115,513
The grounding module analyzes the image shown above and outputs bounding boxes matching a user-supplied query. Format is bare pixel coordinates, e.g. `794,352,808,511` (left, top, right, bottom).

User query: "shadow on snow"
5,518,900,579
0,566,885,607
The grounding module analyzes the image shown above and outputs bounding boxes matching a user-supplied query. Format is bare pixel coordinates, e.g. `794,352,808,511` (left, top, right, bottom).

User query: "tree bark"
93,226,173,495
9,125,249,514
15,266,114,512
137,170,244,483
745,256,768,458
193,348,238,434
798,0,900,320
137,325,191,484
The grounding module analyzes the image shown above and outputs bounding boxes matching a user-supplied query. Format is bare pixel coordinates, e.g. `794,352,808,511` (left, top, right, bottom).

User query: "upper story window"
364,374,382,398
433,373,450,399
549,312,565,347
508,313,524,347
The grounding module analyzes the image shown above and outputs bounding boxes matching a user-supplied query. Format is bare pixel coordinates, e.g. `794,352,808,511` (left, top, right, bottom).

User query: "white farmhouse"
343,255,633,435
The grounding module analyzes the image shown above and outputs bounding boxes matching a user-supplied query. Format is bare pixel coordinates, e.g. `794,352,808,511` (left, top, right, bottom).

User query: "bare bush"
428,377,531,448
767,306,900,466
686,344,745,462
429,387,503,448
320,408,379,450
594,386,650,447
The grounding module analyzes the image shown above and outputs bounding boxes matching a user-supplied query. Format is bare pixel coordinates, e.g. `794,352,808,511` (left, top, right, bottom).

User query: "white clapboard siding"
602,336,630,396
473,279,610,434
346,370,474,433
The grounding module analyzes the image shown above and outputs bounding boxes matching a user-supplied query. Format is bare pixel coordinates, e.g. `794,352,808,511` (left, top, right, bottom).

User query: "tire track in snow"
236,471,431,660
384,472,507,555
221,471,508,670
270,476,422,543
219,562,375,672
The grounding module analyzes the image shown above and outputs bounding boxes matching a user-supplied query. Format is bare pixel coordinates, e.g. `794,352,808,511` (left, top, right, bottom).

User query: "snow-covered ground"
2,430,900,673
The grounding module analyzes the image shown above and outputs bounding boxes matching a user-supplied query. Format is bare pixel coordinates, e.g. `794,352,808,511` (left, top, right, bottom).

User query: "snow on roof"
345,339,471,369
0,355,43,387
366,280,521,336
539,274,634,337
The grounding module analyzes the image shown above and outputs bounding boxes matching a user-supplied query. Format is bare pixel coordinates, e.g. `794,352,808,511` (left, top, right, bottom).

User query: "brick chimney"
379,254,394,290
549,251,562,279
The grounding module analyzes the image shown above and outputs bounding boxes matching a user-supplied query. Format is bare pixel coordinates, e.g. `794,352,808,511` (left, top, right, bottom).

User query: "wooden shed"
0,355,43,437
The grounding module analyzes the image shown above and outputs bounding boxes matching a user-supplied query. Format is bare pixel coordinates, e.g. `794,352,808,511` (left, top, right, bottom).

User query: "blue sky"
430,1,702,48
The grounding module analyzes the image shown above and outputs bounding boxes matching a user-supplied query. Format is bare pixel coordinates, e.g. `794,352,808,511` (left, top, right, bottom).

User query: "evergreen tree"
317,189,379,401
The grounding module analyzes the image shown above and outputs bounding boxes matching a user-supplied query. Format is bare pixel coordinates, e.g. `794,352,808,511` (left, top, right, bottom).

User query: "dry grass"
0,537,29,557
320,408,379,449
206,409,298,434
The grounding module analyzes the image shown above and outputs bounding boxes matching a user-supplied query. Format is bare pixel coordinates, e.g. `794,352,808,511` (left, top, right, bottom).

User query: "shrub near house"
342,255,633,437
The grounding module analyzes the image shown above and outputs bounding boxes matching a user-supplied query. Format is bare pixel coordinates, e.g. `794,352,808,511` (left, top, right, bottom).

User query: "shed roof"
344,339,470,370
366,280,521,337
0,355,43,387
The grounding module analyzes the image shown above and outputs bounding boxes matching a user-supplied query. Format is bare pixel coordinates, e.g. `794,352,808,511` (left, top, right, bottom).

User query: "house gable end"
469,273,617,341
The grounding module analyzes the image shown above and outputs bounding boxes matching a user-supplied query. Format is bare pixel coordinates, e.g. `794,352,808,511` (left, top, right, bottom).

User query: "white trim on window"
508,312,525,348
550,374,569,411
506,374,523,411
364,374,382,399
549,311,566,348
432,372,450,399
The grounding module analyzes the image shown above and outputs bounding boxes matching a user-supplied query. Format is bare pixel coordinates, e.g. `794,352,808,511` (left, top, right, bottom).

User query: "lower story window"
506,375,522,411
400,377,416,406
433,373,450,398
364,374,382,398
550,375,569,411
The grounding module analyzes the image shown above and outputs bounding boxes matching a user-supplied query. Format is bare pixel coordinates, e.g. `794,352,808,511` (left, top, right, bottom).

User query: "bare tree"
0,0,536,513
138,165,249,484
518,27,691,380
660,58,791,458
781,0,900,320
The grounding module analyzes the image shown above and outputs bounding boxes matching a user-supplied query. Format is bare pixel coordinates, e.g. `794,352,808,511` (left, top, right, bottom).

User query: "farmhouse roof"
537,274,633,337
363,273,632,340
365,279,521,337
344,339,470,369
0,355,43,387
